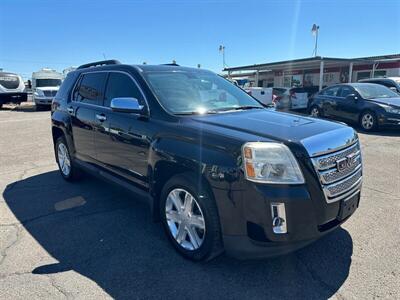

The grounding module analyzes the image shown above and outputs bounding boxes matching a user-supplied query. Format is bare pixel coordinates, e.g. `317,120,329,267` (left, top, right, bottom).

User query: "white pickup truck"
245,87,273,106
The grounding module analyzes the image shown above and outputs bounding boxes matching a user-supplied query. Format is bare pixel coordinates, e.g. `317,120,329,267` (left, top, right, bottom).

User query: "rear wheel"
360,111,377,132
160,174,223,261
55,137,81,181
310,105,322,118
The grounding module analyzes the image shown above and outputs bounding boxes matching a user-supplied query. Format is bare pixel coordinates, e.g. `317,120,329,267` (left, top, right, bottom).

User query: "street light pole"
219,45,226,69
311,24,320,57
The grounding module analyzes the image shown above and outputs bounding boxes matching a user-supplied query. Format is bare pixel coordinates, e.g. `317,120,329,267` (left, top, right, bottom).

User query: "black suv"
52,60,363,261
309,83,400,131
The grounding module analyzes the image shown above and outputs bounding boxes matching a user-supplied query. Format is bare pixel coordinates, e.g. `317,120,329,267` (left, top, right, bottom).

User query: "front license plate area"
338,193,360,221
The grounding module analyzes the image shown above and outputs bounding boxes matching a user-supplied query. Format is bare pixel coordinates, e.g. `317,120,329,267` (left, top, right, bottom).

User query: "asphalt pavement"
0,104,399,299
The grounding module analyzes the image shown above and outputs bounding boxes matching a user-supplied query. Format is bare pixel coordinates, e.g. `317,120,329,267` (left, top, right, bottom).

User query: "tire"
309,105,322,118
159,173,223,261
55,136,82,181
359,111,377,132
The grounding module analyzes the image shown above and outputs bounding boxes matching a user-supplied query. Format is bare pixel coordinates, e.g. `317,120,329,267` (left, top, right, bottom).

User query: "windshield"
355,84,399,99
36,78,62,87
143,70,263,114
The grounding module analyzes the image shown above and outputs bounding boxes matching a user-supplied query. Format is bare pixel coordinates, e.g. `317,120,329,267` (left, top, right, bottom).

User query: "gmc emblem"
336,154,356,172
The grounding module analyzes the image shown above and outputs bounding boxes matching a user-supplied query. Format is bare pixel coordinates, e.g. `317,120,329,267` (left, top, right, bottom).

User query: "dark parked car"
309,83,400,131
51,60,363,261
359,77,400,94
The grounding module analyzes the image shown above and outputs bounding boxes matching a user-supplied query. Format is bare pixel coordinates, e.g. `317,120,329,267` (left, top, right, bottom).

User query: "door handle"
96,114,107,122
67,107,74,115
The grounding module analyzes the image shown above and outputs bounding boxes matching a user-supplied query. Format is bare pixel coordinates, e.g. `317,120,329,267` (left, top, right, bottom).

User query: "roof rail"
162,63,180,66
77,59,121,70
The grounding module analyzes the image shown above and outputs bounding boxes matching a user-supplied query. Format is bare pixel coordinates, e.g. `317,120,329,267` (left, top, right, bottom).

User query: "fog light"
271,203,287,234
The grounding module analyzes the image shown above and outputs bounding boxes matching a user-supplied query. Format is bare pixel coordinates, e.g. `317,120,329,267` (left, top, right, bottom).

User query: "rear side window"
104,72,144,107
320,86,340,96
73,72,107,105
56,73,77,101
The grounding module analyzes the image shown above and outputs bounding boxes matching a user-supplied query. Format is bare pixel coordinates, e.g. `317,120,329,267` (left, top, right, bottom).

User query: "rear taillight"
273,95,282,103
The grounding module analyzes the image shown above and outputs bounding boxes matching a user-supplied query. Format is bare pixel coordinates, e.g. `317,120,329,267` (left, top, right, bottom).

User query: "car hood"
189,109,357,157
368,97,400,108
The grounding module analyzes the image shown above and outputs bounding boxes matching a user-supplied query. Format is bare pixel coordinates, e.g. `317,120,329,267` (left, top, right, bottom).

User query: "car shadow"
3,171,353,299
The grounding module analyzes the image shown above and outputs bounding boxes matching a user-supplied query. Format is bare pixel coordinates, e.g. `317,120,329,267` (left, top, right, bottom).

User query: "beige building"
224,54,400,90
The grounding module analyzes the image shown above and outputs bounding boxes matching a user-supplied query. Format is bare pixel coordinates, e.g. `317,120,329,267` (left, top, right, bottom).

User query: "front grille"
43,90,57,97
312,141,363,203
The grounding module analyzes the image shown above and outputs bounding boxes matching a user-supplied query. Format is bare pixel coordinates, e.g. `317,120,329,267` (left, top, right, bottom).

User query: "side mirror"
110,97,144,113
346,94,358,101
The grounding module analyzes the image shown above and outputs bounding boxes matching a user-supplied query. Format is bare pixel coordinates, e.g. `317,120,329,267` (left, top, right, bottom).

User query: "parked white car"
32,68,63,110
272,87,309,110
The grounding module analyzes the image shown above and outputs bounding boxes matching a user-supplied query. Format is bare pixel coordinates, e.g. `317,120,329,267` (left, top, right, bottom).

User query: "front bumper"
34,97,53,105
0,92,27,103
378,112,400,127
218,181,360,259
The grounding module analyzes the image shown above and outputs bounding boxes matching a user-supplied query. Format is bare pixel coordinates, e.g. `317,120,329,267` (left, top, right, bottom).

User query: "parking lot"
0,105,399,299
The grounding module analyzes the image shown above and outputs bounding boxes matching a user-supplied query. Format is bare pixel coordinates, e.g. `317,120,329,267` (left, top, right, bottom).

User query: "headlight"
242,142,304,184
381,104,400,114
34,89,44,97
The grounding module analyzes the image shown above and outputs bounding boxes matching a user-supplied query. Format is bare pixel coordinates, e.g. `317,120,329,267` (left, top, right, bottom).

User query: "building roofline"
223,54,400,72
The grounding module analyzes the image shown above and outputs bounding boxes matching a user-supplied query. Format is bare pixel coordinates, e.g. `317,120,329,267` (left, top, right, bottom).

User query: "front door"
334,86,360,122
69,72,107,162
94,71,151,187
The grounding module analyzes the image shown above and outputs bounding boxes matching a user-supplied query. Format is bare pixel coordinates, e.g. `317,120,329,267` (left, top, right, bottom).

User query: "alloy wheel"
165,188,206,250
311,107,320,117
58,143,71,176
361,113,374,130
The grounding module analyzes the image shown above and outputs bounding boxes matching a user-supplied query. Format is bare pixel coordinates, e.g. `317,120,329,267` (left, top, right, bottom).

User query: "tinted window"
321,86,340,96
339,86,354,98
74,73,107,105
56,73,77,101
104,72,144,107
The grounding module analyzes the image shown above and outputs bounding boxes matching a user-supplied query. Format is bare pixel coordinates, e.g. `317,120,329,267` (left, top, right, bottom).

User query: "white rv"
32,68,63,109
0,71,27,108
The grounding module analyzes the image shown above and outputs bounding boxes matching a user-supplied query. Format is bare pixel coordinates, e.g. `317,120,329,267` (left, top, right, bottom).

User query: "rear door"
95,71,151,187
69,72,107,162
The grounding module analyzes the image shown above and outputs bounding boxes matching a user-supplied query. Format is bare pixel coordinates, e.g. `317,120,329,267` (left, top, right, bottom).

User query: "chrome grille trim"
312,141,363,203
319,154,362,184
312,143,360,170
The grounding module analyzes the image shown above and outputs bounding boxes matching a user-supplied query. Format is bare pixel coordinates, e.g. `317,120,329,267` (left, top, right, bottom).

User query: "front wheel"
160,174,223,261
360,111,377,132
309,105,322,118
